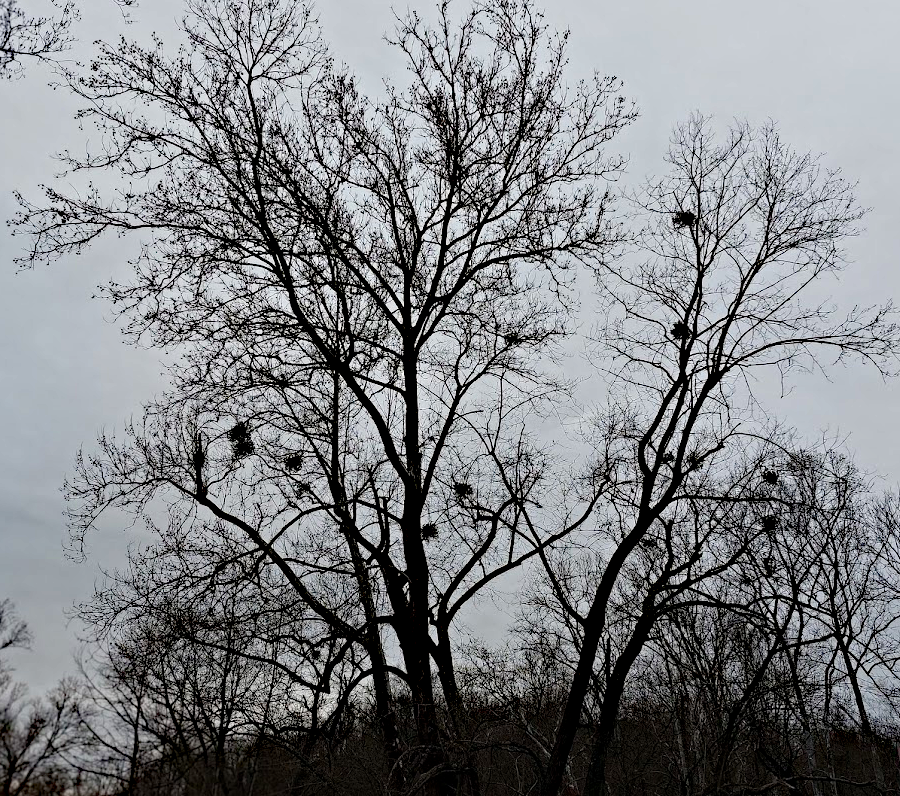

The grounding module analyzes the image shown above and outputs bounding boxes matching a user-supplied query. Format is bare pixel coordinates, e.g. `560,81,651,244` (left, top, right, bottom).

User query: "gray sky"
1,0,898,691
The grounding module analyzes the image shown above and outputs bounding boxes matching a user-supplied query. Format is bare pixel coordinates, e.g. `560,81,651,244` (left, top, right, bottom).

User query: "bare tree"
794,454,900,792
0,682,84,796
69,647,151,796
518,443,900,796
652,450,857,796
0,603,82,796
72,568,324,796
0,0,76,77
537,115,898,796
15,0,634,791
642,447,900,796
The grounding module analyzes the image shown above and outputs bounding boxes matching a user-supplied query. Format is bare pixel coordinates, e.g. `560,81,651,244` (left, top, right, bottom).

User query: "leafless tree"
789,453,900,792
537,115,898,796
645,451,847,796
0,603,83,796
72,576,312,796
642,447,900,796
0,681,85,796
15,4,635,790
0,0,76,77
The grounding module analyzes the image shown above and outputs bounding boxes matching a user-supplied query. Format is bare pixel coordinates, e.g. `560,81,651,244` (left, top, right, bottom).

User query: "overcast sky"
1,0,898,691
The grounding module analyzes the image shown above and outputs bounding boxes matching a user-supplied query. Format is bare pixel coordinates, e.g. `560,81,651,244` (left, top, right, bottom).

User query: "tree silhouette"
15,1,635,792
538,116,898,796
0,0,76,77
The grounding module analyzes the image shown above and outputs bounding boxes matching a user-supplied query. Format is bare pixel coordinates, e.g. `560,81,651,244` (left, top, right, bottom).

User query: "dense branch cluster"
0,0,77,77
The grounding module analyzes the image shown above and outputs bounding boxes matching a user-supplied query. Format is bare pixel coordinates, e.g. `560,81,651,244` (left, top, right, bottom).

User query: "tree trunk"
398,352,456,796
540,524,653,796
837,638,884,791
398,620,451,796
331,370,405,773
805,729,823,796
581,606,657,796
346,529,404,769
433,627,482,796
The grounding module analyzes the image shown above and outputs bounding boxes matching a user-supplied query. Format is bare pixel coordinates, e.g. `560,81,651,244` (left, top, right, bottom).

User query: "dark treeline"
5,0,900,794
